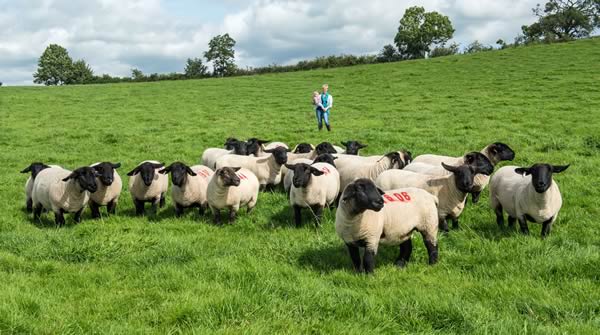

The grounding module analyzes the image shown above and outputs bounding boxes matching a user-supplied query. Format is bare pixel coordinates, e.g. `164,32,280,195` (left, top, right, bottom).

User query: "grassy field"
1,38,600,334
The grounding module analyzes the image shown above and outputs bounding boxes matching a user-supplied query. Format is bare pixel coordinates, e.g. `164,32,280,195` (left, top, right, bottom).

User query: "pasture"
1,38,599,334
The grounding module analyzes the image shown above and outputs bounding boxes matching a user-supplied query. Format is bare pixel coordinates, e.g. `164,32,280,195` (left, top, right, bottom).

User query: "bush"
430,43,460,58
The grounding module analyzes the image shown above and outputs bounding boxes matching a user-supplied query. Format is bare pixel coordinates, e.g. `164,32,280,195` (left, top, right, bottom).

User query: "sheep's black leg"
396,239,413,268
198,204,205,216
495,204,504,227
518,216,529,235
213,209,221,225
228,208,237,224
55,210,65,226
507,216,516,228
159,193,166,208
90,201,101,219
107,200,117,215
541,217,553,239
363,248,376,274
424,239,438,265
175,204,184,218
346,243,362,273
74,209,83,223
439,218,449,233
451,217,459,230
151,198,158,215
471,191,481,204
312,205,323,228
33,204,43,221
26,198,33,213
293,205,302,228
134,199,145,216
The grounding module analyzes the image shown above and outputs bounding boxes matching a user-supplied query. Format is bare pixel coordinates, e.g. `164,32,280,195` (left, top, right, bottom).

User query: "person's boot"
326,124,331,131
318,125,323,131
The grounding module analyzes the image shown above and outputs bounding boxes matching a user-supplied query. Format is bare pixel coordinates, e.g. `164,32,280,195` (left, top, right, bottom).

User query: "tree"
430,43,460,58
184,57,208,78
69,59,94,84
394,6,455,59
131,68,145,81
521,0,600,43
204,33,237,77
496,39,508,49
464,40,494,54
33,44,74,86
377,44,402,62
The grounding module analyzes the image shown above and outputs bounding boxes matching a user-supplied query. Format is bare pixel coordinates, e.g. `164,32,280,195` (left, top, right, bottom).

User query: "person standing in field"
313,84,333,131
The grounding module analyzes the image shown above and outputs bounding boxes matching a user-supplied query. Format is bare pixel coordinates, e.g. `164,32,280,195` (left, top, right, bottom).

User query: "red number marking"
237,173,248,180
198,170,211,178
383,192,412,204
320,167,330,174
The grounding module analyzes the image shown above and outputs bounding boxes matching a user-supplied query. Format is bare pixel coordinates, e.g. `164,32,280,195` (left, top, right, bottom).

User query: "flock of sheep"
21,137,569,273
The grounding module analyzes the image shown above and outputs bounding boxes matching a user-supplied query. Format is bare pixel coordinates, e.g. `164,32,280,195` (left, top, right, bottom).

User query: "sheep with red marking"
160,162,214,217
335,179,439,274
207,167,259,224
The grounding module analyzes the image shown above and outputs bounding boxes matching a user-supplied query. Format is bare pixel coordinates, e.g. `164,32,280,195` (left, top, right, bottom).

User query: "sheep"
32,166,98,225
201,148,234,169
315,142,339,155
283,153,338,193
340,140,367,155
159,162,214,217
21,162,52,212
207,167,259,224
89,162,122,218
412,142,515,203
335,179,439,274
375,163,479,232
264,141,289,150
246,138,270,156
489,164,569,238
286,161,340,227
336,151,411,193
127,161,168,216
215,146,289,189
292,143,314,154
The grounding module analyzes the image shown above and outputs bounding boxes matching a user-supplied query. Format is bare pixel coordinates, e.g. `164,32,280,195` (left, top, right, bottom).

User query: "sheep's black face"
224,137,239,150
65,167,98,193
245,138,270,156
442,163,475,194
93,162,120,186
267,147,289,165
341,141,367,155
343,179,385,213
515,164,569,193
316,142,337,155
21,162,50,179
463,152,494,176
287,163,324,188
385,152,405,169
313,153,337,167
218,167,241,187
403,151,413,165
294,143,313,154
490,142,516,162
161,162,197,187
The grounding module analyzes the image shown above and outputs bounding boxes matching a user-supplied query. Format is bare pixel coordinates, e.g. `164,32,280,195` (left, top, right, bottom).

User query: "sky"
0,0,542,85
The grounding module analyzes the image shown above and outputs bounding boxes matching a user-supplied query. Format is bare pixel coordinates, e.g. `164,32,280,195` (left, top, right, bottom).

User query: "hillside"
0,38,599,334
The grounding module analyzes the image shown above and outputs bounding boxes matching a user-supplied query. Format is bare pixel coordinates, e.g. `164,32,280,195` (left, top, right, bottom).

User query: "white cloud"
0,0,539,85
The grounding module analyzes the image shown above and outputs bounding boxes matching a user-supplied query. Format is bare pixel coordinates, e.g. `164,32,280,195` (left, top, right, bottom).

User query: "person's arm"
325,95,333,111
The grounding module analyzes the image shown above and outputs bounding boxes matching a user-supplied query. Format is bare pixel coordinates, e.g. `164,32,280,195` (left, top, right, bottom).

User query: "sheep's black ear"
232,167,241,172
127,167,140,176
464,153,475,164
285,164,296,170
310,167,324,176
514,167,530,176
185,166,197,176
112,163,121,169
442,163,458,173
62,171,77,182
332,156,338,160
20,165,32,173
342,188,355,202
377,187,385,195
284,148,291,152
552,164,570,173
341,141,348,146
358,143,367,149
257,139,270,144
151,163,164,169
263,149,274,153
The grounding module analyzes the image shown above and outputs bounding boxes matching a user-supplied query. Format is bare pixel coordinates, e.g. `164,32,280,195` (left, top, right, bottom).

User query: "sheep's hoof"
395,260,408,268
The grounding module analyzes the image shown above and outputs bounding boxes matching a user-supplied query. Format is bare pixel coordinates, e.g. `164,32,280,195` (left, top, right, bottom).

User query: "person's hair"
322,84,328,89
313,91,320,96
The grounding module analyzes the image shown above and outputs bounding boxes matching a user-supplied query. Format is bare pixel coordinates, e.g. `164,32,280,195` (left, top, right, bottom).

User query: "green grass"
1,38,600,334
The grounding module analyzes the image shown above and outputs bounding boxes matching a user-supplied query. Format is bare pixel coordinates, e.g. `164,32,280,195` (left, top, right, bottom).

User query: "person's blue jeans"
316,108,330,130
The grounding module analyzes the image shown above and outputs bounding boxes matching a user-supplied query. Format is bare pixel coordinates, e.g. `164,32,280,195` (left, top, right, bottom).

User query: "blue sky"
0,0,542,85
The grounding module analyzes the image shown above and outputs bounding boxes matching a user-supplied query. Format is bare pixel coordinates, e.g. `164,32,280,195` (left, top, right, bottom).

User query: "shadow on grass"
265,204,329,230
297,243,351,273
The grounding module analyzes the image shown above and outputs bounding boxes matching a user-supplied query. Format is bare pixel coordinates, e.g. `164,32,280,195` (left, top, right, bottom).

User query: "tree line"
29,0,599,86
